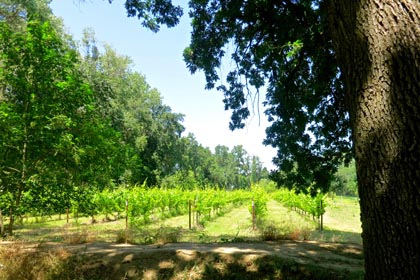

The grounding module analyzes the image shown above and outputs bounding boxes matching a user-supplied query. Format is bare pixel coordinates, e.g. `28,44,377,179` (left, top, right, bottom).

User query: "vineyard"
0,185,327,238
0,187,364,280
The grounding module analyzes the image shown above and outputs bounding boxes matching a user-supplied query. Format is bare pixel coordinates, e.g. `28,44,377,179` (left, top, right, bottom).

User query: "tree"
331,161,357,196
79,33,186,186
119,0,420,277
183,0,353,193
325,1,420,278
211,145,235,188
0,1,124,233
250,155,268,185
176,133,213,186
0,19,93,232
163,134,268,189
231,145,250,188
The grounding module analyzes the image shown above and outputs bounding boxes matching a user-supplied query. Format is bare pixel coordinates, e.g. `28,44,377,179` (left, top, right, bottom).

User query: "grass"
197,203,258,242
261,200,317,241
324,196,361,232
10,216,124,243
311,196,362,244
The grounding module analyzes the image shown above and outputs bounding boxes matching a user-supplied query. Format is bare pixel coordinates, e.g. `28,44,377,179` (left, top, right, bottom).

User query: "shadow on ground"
0,240,364,280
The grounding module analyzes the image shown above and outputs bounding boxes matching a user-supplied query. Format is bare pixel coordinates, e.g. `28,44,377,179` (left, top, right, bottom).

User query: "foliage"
248,185,268,218
2,185,270,229
79,33,186,186
161,170,199,190
331,160,358,196
0,1,271,234
256,178,277,193
181,0,353,192
109,0,183,32
272,188,326,219
78,32,270,189
0,15,106,231
119,0,353,192
209,144,268,189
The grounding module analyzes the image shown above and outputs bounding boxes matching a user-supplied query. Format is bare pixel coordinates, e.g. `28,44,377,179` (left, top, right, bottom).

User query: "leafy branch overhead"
106,0,352,192
135,0,349,192
107,0,183,32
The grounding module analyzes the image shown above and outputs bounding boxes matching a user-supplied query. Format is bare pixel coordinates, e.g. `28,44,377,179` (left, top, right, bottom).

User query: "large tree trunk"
326,0,420,278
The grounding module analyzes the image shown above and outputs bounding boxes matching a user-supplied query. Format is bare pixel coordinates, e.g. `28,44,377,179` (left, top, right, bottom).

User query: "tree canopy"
109,0,353,192
184,0,355,193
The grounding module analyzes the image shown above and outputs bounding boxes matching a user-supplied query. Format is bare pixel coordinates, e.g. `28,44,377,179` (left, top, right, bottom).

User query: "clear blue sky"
49,0,277,169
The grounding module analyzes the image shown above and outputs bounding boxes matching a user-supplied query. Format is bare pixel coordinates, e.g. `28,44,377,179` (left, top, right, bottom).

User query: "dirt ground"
1,240,363,279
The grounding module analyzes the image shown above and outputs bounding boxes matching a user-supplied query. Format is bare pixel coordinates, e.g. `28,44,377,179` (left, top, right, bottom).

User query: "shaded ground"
0,240,364,279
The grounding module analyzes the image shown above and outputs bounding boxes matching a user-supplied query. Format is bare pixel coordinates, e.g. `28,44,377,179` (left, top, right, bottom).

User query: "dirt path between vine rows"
1,240,363,279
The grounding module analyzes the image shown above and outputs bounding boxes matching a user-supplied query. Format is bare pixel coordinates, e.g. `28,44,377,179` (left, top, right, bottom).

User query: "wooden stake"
252,199,256,230
320,200,324,231
125,200,128,230
188,200,192,230
125,200,129,244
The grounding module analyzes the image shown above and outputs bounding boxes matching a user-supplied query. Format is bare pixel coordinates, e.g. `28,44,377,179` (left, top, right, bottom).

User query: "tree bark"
0,209,4,237
326,0,420,278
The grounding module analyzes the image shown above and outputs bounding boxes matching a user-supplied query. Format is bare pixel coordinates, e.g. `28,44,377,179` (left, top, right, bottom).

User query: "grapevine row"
1,185,270,227
92,186,259,225
271,188,326,219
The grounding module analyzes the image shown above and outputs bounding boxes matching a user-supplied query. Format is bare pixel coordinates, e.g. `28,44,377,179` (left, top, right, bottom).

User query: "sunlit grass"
324,196,361,233
265,200,318,230
12,214,126,242
200,203,258,242
311,196,362,244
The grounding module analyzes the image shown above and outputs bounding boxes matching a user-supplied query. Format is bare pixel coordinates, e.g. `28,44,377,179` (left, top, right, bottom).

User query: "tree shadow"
33,241,363,280
310,229,362,246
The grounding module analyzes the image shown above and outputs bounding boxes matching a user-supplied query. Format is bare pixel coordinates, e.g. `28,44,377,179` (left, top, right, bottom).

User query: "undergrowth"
258,218,312,241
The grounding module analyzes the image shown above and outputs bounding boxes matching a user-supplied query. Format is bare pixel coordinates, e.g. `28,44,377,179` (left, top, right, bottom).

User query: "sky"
49,0,277,170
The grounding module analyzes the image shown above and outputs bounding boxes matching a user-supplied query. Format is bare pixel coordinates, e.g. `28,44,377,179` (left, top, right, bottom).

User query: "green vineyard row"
1,185,324,226
271,188,326,218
